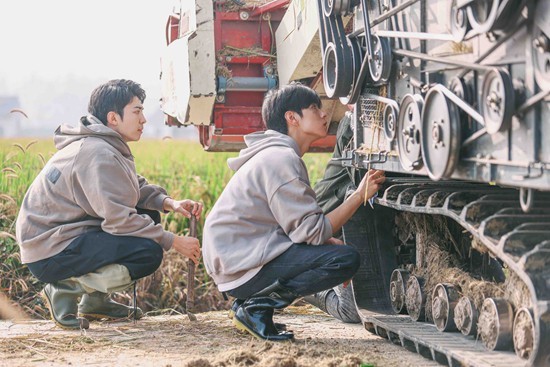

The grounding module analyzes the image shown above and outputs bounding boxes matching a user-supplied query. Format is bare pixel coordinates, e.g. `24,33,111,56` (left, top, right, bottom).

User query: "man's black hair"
261,82,322,134
87,79,146,125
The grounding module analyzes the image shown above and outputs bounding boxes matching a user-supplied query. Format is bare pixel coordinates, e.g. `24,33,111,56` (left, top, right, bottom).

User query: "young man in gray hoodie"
16,79,202,329
202,83,385,340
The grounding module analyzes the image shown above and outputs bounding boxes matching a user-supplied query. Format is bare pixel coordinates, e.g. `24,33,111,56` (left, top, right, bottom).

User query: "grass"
0,137,331,318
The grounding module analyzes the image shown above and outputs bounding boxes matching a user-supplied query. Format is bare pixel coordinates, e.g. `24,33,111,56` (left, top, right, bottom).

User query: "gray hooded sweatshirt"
16,115,174,264
202,130,333,291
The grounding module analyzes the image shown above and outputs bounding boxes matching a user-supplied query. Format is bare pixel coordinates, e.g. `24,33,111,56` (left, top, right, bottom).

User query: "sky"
0,0,196,138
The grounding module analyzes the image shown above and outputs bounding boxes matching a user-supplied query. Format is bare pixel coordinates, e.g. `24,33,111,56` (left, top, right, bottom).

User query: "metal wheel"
397,94,424,171
450,0,469,42
323,0,335,17
340,35,364,105
448,76,473,105
323,0,357,16
390,269,409,314
466,0,499,35
323,42,343,99
532,1,550,90
513,308,535,360
481,68,515,135
405,275,425,322
432,284,460,332
421,87,461,181
533,30,550,90
478,298,514,351
454,296,478,336
368,35,392,85
383,104,398,142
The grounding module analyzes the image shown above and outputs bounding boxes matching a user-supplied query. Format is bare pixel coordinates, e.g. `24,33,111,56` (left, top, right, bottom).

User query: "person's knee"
128,240,164,279
148,241,164,269
340,247,360,276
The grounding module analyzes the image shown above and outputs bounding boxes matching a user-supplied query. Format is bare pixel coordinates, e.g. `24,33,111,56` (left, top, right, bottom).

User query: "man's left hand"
164,198,203,219
326,237,344,245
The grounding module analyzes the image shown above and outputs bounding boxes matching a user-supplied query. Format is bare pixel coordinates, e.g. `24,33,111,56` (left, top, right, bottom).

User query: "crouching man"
16,79,202,329
202,83,385,340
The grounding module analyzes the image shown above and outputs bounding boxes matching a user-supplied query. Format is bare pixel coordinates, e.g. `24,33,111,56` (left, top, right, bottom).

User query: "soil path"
0,306,439,367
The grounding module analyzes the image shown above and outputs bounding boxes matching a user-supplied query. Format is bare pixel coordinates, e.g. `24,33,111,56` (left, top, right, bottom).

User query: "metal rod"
458,18,527,79
375,30,456,41
393,48,493,72
462,128,487,147
516,89,550,116
350,0,420,32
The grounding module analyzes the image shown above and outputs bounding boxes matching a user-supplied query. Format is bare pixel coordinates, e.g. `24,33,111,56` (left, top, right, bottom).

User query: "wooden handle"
186,215,197,311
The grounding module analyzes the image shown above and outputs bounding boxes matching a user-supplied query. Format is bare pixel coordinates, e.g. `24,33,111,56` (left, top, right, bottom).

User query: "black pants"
27,209,164,284
227,243,360,299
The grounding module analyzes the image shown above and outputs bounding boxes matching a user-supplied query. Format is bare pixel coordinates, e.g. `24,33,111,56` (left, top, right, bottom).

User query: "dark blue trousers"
227,243,360,299
27,209,164,283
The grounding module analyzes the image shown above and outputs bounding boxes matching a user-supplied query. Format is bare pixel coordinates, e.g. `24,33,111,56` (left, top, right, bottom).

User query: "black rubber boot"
233,280,297,341
78,292,143,321
228,298,244,319
41,280,90,330
229,297,287,331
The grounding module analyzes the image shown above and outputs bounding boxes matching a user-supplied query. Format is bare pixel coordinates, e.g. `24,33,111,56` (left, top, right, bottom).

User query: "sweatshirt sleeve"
137,174,170,212
269,177,333,245
72,151,174,251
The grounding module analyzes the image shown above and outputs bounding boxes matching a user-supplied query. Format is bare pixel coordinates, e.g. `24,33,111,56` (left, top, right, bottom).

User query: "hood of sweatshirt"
227,130,300,171
54,114,133,158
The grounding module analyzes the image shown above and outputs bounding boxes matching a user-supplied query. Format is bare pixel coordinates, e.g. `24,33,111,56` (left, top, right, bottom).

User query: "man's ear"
106,111,119,126
284,110,299,127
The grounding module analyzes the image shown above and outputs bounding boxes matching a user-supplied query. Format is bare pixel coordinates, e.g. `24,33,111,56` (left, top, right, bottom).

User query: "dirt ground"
0,305,439,367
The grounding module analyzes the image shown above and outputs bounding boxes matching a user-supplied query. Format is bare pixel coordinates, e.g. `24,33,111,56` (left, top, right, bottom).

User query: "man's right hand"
172,235,201,264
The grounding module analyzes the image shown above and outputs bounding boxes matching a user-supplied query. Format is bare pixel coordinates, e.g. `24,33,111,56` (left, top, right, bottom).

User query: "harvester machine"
160,1,550,366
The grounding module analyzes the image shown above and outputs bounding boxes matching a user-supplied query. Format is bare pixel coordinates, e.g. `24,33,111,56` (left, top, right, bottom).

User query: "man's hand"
355,169,386,202
326,237,344,245
164,198,204,219
172,235,201,264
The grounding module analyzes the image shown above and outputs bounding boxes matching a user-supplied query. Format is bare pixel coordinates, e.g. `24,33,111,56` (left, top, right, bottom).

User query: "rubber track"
344,179,550,367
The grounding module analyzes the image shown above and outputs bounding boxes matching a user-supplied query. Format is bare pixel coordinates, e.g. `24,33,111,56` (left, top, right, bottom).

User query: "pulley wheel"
368,35,392,84
432,283,460,332
323,0,356,16
390,269,409,314
533,29,550,90
323,42,343,99
513,308,535,360
450,0,469,42
481,68,515,135
340,35,365,105
405,275,426,322
421,87,461,181
383,104,398,142
478,297,514,351
397,94,424,171
323,0,335,17
448,76,473,105
454,296,478,336
466,0,499,35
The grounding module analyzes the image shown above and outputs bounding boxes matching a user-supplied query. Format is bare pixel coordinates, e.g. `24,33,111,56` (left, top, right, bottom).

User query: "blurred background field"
0,137,331,319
